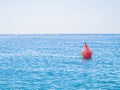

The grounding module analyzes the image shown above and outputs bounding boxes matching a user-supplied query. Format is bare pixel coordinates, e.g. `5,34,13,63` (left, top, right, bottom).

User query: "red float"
81,43,93,59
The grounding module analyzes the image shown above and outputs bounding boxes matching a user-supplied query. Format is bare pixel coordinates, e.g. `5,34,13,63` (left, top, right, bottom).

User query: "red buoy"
81,43,93,59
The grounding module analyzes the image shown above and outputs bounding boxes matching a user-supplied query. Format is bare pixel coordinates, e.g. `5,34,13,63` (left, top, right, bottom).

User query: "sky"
0,0,120,34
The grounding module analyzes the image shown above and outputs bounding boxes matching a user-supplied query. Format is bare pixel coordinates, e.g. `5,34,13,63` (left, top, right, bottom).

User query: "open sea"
0,34,120,90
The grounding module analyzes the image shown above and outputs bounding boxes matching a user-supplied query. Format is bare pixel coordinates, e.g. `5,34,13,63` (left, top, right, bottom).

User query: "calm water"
0,34,120,90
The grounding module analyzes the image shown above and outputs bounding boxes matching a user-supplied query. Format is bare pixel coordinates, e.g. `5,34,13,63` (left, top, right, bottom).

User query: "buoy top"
84,43,88,48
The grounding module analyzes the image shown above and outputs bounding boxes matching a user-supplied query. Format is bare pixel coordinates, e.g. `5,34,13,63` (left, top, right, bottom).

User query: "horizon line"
0,33,120,35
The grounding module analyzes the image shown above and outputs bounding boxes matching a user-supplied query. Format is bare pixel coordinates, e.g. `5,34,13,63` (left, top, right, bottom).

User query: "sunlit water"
0,34,120,89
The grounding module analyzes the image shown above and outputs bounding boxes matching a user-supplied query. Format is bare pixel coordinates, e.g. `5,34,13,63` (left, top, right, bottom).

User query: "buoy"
81,43,93,59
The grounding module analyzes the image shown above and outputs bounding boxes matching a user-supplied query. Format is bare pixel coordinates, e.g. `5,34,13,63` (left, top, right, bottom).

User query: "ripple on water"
0,34,120,89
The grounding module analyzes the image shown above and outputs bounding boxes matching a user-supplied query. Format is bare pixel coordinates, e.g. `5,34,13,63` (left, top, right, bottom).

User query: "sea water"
0,34,120,89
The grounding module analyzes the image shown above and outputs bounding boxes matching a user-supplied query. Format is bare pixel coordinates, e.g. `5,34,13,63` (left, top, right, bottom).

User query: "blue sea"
0,34,120,90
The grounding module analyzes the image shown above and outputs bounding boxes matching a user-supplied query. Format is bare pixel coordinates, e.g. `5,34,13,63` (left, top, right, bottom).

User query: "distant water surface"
0,34,120,89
